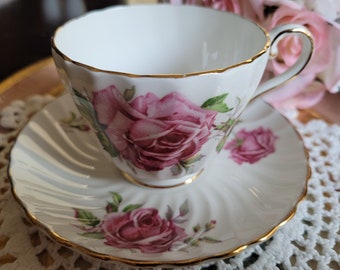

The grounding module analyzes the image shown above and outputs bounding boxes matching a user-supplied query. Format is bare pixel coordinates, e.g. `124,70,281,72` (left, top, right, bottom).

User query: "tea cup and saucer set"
8,4,313,267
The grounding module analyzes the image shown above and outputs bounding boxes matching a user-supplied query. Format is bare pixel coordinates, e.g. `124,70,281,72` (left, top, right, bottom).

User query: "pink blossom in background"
171,0,263,20
318,26,340,94
225,127,278,164
171,0,340,110
296,0,340,24
264,73,326,109
256,3,335,109
262,5,331,76
93,85,217,171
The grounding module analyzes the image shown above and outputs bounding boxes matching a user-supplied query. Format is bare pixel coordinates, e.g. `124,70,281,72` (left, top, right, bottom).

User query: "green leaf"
73,88,87,99
73,95,96,125
166,205,174,220
216,135,228,153
181,154,204,167
179,200,189,217
61,111,76,124
183,237,193,244
110,192,123,205
173,217,188,224
183,237,199,246
208,103,232,113
201,93,232,113
123,86,136,102
96,131,119,157
72,88,120,157
170,164,183,176
215,118,236,132
190,239,200,247
74,209,100,227
122,204,143,212
226,118,237,127
200,236,222,243
72,88,104,130
201,93,228,108
79,232,105,239
193,224,201,233
106,202,119,213
214,123,226,131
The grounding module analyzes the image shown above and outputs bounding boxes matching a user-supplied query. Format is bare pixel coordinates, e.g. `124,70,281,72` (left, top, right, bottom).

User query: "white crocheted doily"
0,95,339,270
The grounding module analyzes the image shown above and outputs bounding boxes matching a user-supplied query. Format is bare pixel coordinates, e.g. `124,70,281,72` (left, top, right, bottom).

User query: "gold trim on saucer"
7,95,311,268
8,172,310,267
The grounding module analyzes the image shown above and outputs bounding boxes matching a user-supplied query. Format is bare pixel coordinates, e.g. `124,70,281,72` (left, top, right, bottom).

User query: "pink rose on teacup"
100,208,187,253
225,127,278,164
93,85,217,171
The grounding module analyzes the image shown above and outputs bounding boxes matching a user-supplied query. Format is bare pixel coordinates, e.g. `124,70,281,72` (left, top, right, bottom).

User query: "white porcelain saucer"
9,94,310,267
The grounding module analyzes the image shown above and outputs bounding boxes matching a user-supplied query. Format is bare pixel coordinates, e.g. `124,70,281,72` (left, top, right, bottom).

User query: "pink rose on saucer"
93,85,217,171
100,208,187,253
225,127,278,164
74,193,221,254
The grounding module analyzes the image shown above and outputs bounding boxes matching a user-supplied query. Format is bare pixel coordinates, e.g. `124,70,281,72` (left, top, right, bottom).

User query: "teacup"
51,4,313,188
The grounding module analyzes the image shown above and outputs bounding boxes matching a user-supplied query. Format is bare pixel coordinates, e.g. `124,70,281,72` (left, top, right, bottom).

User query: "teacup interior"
53,4,268,75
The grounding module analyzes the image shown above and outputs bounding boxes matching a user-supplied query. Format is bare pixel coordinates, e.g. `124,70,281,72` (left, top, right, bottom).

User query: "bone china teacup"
52,4,313,188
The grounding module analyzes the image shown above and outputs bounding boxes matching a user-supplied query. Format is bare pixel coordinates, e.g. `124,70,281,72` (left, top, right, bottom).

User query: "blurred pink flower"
258,2,336,110
318,26,340,93
296,0,340,25
264,73,326,109
262,5,331,76
171,0,263,20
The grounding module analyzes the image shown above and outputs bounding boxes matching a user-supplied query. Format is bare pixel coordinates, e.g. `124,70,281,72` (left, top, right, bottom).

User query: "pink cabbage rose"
100,208,187,253
291,0,340,24
260,3,339,109
93,85,217,171
225,127,278,164
264,73,326,109
263,5,331,76
318,26,340,94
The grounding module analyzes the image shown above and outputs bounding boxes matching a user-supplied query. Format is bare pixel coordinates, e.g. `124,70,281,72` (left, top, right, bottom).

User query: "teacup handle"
253,24,313,98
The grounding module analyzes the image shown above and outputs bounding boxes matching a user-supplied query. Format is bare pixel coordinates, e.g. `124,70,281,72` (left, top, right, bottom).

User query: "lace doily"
0,95,339,270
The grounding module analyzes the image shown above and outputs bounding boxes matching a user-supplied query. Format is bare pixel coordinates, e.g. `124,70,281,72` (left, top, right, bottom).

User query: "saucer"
8,94,310,267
